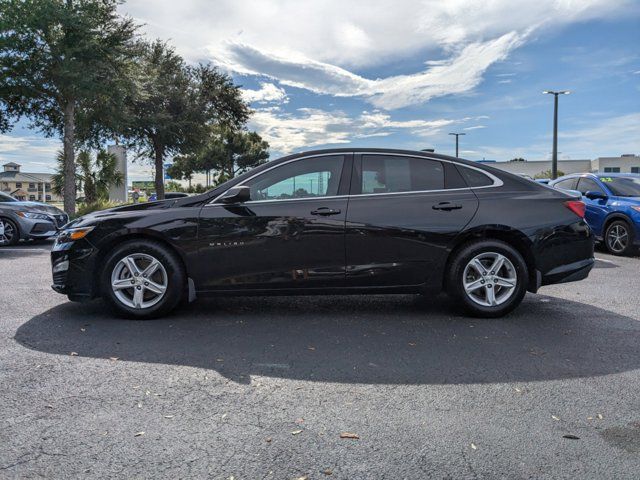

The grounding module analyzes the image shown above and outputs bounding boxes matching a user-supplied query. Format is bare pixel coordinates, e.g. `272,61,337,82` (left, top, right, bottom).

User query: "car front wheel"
447,239,528,318
0,218,19,246
101,240,186,319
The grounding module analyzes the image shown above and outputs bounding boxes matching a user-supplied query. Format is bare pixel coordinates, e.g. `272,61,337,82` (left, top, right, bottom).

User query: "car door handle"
432,202,463,211
311,207,341,216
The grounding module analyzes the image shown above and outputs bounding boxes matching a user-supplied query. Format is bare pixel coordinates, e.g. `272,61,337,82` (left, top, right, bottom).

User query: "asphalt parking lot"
1,241,639,479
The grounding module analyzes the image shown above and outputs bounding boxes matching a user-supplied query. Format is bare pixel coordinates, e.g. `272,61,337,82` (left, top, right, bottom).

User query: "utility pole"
448,132,466,157
543,90,570,179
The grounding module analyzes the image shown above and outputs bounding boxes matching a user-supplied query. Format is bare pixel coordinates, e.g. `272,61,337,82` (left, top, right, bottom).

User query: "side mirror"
219,186,250,204
585,190,607,200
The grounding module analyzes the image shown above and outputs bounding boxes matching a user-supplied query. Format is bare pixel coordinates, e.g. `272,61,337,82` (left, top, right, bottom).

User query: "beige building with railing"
0,162,62,202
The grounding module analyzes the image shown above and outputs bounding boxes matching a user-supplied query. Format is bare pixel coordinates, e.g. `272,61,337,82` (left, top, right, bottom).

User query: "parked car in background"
164,192,189,199
51,148,594,319
0,191,68,246
535,178,551,185
549,173,640,255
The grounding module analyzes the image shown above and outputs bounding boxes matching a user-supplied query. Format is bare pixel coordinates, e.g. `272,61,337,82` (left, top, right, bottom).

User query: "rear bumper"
540,257,594,287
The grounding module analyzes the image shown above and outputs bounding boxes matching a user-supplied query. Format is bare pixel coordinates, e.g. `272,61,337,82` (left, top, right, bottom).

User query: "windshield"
0,192,18,202
599,176,640,197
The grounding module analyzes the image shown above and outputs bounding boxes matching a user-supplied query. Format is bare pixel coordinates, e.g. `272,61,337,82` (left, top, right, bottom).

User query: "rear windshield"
599,176,640,197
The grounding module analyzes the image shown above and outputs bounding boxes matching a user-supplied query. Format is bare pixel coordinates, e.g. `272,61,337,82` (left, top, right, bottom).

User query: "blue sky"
1,0,639,181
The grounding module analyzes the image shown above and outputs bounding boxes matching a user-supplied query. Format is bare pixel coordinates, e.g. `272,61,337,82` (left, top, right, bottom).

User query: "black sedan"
51,149,594,319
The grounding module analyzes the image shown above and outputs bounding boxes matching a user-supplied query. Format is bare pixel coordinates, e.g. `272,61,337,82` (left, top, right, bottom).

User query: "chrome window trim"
206,151,502,207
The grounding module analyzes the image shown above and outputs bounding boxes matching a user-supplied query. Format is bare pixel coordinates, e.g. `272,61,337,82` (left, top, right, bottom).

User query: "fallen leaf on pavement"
291,430,303,435
80,328,86,332
134,431,145,437
340,432,359,439
265,437,272,443
109,357,118,361
471,443,477,450
597,414,603,419
563,434,580,440
307,346,316,351
552,415,560,421
163,415,174,419
44,405,53,409
408,342,416,346
323,468,333,475
70,352,78,356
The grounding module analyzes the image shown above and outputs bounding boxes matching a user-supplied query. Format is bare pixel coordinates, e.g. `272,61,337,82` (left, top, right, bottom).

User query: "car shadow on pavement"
15,293,640,385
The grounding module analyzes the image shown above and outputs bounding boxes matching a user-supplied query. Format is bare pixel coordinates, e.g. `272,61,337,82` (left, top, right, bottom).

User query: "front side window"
245,155,344,201
577,177,604,194
360,155,444,194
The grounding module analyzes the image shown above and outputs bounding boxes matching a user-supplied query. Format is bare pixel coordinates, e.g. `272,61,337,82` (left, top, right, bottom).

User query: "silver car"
0,191,68,246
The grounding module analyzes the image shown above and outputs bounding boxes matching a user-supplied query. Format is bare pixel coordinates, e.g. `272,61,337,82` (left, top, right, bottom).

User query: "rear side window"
457,166,493,187
553,178,577,190
361,155,444,194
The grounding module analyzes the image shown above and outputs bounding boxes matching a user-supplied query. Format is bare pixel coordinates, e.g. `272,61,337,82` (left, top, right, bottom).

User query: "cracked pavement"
1,241,639,479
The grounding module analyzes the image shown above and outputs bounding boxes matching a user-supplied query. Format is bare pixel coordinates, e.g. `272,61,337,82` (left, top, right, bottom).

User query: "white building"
484,154,640,178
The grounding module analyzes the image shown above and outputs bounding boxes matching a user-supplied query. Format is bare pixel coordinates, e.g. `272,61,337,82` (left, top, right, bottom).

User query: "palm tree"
53,149,124,203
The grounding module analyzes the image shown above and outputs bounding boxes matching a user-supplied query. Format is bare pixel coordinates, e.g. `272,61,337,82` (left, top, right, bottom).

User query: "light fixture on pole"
543,90,570,180
448,132,466,157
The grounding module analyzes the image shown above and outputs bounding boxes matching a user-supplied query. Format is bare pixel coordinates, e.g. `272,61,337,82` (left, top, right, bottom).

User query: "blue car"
549,173,640,255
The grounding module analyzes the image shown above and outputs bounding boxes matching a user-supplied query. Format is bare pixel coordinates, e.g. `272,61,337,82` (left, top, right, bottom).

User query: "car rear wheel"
0,218,19,246
447,239,528,318
101,240,185,319
604,220,634,256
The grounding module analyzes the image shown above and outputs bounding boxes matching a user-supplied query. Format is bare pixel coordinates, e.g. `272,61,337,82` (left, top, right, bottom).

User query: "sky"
1,0,639,182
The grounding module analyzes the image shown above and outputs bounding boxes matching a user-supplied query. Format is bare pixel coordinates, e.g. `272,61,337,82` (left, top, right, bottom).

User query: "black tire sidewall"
448,240,528,318
101,240,185,319
605,220,634,256
0,218,19,246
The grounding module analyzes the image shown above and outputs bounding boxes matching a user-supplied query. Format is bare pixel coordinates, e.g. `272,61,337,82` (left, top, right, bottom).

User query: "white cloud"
217,32,524,109
0,134,60,170
121,0,635,109
241,83,288,104
249,108,479,154
464,125,487,131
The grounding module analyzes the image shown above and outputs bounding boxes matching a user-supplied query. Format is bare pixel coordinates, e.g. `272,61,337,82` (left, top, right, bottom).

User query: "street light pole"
448,132,466,157
543,90,570,180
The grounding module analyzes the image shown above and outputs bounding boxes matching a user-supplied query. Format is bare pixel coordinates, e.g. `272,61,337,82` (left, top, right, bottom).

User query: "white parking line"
0,248,50,252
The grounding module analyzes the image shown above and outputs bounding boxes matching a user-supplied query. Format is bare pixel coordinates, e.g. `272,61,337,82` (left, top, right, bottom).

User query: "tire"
604,220,634,256
446,239,528,318
101,240,186,319
0,218,20,246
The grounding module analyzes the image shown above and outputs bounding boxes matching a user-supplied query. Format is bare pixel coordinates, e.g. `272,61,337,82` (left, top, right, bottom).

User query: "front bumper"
51,238,99,301
19,213,68,239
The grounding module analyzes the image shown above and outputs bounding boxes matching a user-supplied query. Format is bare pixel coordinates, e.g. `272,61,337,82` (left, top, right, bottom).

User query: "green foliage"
534,169,565,179
122,40,250,199
52,148,124,203
197,126,269,185
164,180,185,192
75,199,125,218
510,157,526,162
0,0,140,214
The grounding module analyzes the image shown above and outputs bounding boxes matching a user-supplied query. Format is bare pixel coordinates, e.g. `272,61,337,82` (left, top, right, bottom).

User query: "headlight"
17,211,50,220
56,226,95,243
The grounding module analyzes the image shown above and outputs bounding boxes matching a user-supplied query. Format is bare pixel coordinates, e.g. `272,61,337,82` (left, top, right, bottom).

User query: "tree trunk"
154,144,165,200
62,100,76,215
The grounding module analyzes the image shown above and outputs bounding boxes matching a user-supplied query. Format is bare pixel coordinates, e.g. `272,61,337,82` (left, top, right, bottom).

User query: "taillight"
564,200,586,218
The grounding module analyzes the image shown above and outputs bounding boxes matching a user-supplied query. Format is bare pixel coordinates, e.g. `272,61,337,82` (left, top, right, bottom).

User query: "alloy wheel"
0,220,15,246
606,224,628,254
110,253,168,309
462,252,517,307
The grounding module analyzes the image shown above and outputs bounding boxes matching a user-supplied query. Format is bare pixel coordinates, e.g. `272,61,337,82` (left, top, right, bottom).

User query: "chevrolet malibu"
51,149,594,319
